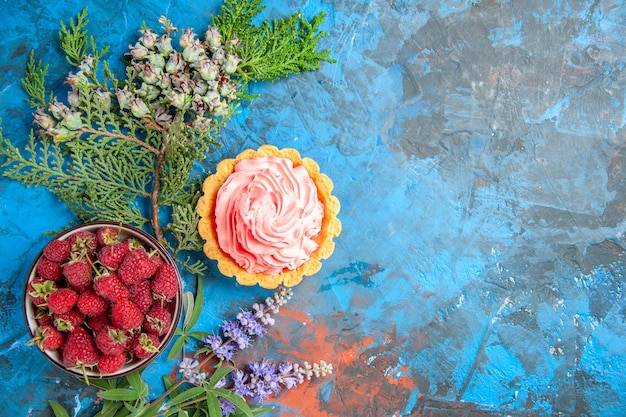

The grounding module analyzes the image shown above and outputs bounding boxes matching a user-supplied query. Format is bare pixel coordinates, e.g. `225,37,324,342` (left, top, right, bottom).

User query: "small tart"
197,145,341,288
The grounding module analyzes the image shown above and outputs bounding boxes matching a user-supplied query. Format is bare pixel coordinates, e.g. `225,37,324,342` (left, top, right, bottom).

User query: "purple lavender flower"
221,321,250,350
219,398,235,416
236,310,267,337
202,334,238,362
232,369,252,397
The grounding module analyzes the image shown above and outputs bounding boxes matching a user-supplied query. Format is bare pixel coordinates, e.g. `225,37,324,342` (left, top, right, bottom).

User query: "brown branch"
151,143,166,243
78,127,160,154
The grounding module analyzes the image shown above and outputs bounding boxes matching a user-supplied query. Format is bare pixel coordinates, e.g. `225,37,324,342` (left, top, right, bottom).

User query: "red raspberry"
129,332,160,359
68,231,98,256
42,239,71,262
87,315,111,332
97,240,130,271
151,264,179,301
118,249,155,285
62,326,98,369
95,326,130,355
111,299,144,330
128,279,153,313
146,252,164,275
28,324,65,351
37,258,63,281
47,288,79,315
97,352,127,374
36,310,54,327
77,289,109,317
96,225,120,246
143,306,172,336
54,307,85,332
28,277,58,307
94,272,129,303
63,257,94,292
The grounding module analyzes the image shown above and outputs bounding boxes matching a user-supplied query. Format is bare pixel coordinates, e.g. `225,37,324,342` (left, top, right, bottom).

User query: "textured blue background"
2,0,626,416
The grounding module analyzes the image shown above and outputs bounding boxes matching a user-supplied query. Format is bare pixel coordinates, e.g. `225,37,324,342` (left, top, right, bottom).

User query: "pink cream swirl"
214,155,324,275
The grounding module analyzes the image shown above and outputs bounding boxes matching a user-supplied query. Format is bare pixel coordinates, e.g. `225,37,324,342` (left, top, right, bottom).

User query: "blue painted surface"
2,0,626,416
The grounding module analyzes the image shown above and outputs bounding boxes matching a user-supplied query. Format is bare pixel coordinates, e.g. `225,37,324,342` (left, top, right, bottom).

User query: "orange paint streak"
241,305,420,416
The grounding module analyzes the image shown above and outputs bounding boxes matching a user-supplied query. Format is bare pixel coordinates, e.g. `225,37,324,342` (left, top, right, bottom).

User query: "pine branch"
22,51,50,109
214,0,334,82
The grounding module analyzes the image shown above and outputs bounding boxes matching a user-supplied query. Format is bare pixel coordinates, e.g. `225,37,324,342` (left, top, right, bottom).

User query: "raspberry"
96,225,120,246
63,256,94,293
37,258,63,281
87,314,110,332
77,289,109,317
42,239,71,262
128,279,153,313
143,306,172,336
28,324,65,351
111,299,144,330
54,307,86,332
97,240,130,271
94,272,129,303
68,230,98,256
28,277,58,307
146,252,164,275
97,352,127,374
62,326,98,369
151,263,179,301
36,310,54,327
118,249,155,285
47,288,79,315
95,326,130,355
130,332,160,359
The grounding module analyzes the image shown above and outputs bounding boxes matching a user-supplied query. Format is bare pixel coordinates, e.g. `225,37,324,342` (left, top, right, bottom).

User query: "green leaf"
182,291,195,330
168,386,206,406
98,388,141,401
206,391,222,417
187,276,204,330
167,333,188,360
208,365,235,387
250,406,275,416
94,401,124,417
187,331,209,341
90,378,119,390
48,400,70,417
125,371,148,397
212,389,252,417
136,399,165,417
163,375,183,400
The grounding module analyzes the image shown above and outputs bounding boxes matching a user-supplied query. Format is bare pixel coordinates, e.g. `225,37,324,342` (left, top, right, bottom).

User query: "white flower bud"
33,108,56,130
223,54,241,74
179,28,196,49
196,58,219,81
165,52,185,73
130,97,151,118
139,29,158,49
182,40,205,63
128,43,150,60
204,26,222,52
156,35,174,56
115,87,133,109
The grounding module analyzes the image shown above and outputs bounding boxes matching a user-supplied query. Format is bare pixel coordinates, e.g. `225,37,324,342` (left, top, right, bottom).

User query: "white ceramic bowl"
23,221,183,379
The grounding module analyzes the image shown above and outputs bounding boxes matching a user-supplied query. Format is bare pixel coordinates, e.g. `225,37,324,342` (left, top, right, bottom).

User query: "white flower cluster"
293,360,334,382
